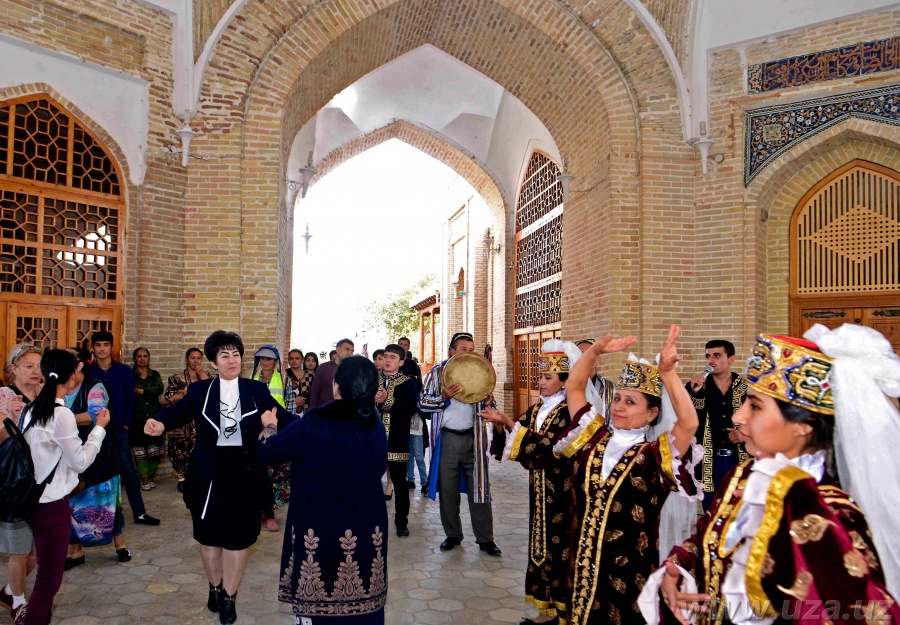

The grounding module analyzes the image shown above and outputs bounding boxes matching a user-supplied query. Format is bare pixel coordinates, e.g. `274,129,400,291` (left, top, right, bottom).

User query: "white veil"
804,323,900,593
541,338,603,412
645,353,701,565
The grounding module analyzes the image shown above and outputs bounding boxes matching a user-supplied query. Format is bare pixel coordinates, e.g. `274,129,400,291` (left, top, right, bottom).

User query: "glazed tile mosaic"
748,36,900,94
744,85,900,185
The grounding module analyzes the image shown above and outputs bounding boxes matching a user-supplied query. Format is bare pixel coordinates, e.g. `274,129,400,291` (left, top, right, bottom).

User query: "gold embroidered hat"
538,352,570,374
618,360,662,397
745,334,834,415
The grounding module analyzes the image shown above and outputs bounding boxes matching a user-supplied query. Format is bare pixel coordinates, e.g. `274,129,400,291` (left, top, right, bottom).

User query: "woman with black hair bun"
258,355,389,625
20,349,110,625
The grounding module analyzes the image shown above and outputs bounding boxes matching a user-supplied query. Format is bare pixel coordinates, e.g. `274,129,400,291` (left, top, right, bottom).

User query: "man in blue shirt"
90,331,160,525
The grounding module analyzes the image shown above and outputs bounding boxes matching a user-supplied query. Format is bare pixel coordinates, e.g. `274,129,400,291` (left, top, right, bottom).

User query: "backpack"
0,416,61,523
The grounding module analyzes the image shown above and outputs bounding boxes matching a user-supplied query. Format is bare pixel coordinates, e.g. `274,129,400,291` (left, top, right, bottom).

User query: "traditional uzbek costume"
377,368,419,533
516,355,701,625
639,326,900,625
499,340,582,621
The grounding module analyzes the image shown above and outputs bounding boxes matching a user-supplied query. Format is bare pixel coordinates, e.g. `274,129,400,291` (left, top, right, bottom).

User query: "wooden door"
513,329,561,416
789,160,900,352
795,303,900,354
6,303,67,352
68,306,120,356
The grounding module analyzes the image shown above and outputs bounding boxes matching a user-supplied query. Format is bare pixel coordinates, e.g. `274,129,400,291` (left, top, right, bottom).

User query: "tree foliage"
365,274,437,339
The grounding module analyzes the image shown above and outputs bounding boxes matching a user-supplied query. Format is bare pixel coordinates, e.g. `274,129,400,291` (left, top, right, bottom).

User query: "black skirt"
190,446,263,550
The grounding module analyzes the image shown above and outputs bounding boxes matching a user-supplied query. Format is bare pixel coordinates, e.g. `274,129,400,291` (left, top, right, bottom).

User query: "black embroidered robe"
507,398,574,618
377,371,418,463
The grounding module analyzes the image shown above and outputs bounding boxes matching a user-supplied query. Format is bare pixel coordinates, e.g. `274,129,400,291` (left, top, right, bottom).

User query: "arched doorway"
513,151,563,415
0,95,124,357
789,159,900,351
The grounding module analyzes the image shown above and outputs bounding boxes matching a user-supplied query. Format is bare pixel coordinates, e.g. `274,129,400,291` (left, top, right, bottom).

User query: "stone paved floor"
2,456,536,625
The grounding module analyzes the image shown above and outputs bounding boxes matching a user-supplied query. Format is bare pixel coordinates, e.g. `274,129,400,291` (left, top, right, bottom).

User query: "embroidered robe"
661,460,900,625
506,399,574,619
377,371,418,463
562,410,686,625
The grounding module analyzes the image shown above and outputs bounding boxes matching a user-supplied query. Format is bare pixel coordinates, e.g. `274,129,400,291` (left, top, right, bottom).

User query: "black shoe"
116,547,132,562
64,555,86,571
407,481,416,489
478,541,502,556
219,591,237,624
384,493,392,501
397,526,410,537
440,537,461,551
134,514,160,526
421,484,428,495
207,581,223,613
176,481,185,493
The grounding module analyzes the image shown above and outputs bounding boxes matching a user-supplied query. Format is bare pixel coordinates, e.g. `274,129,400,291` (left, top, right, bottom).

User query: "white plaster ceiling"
287,44,561,209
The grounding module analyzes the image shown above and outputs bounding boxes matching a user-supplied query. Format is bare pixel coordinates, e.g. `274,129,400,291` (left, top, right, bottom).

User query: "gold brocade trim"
718,500,744,560
526,594,558,617
387,452,410,462
561,412,604,458
378,371,410,440
509,425,529,462
700,458,753,625
658,431,676,486
745,465,812,618
569,433,644,625
701,376,749,492
525,401,569,568
733,377,749,463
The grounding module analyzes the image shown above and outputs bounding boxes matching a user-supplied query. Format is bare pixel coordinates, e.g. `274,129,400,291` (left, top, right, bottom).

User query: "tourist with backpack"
0,344,41,620
17,349,110,625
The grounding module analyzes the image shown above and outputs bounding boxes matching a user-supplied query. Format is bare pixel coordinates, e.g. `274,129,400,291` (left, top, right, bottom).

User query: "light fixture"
175,126,197,168
300,223,312,254
299,151,317,198
558,157,574,203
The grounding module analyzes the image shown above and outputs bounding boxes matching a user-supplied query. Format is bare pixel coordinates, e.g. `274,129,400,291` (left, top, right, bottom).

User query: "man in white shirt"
418,333,500,556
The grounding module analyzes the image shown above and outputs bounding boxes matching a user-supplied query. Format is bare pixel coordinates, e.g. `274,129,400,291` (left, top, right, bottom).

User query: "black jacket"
155,377,297,513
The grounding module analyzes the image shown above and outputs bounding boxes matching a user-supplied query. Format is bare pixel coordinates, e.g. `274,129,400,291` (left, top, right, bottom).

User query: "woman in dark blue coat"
144,331,296,624
258,355,388,624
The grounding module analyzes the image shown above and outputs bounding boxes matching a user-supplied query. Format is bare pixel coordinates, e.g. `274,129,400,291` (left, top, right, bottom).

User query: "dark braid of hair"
28,349,77,428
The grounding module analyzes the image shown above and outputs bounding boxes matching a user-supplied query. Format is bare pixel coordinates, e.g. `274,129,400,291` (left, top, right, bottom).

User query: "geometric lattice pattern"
514,280,561,329
515,152,563,232
76,318,113,351
72,125,120,195
794,166,900,294
0,243,38,295
11,99,69,185
14,315,59,351
515,152,563,329
515,215,562,289
0,190,39,243
0,96,122,303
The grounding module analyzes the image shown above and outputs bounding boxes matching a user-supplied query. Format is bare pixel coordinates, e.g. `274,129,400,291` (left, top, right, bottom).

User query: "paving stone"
2,454,541,624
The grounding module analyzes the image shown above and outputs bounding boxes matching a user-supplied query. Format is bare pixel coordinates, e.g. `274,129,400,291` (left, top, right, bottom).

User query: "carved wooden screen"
513,152,564,414
0,95,123,356
789,160,900,351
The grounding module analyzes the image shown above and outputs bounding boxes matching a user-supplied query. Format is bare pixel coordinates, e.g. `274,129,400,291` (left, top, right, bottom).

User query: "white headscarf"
804,323,900,593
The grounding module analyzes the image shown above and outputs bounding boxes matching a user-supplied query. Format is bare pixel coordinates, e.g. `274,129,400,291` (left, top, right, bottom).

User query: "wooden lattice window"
0,96,123,302
514,152,563,330
791,160,900,296
15,313,60,351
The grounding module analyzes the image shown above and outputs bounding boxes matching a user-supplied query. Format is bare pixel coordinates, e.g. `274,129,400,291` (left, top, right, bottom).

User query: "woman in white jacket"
18,349,109,625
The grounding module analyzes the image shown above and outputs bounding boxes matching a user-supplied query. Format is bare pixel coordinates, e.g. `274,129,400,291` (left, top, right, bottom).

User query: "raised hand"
593,333,638,355
477,406,514,430
95,408,111,429
658,325,683,372
260,408,277,428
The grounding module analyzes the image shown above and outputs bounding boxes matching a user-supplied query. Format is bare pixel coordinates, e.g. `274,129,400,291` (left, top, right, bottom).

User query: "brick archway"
181,0,696,375
309,120,508,223
746,118,900,335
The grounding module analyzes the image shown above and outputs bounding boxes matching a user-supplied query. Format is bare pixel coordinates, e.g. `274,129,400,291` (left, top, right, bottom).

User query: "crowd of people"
0,323,898,625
